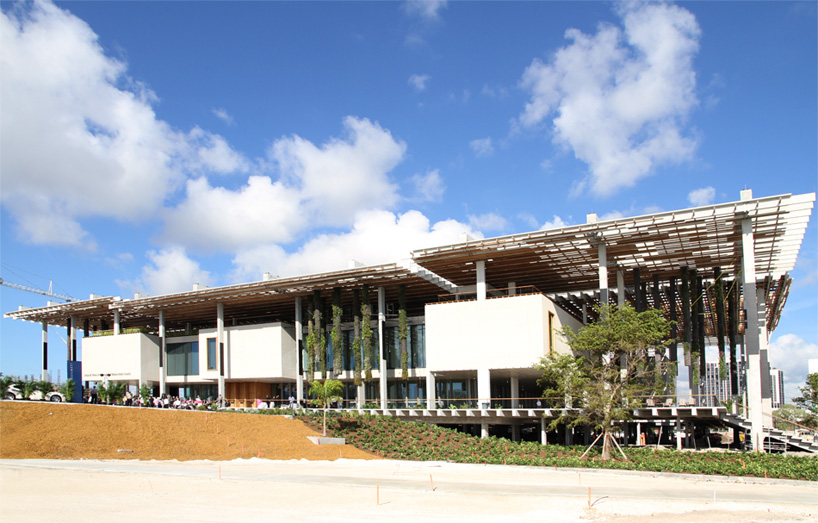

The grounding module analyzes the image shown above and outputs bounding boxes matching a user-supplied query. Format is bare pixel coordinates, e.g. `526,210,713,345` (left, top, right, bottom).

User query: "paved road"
2,459,816,522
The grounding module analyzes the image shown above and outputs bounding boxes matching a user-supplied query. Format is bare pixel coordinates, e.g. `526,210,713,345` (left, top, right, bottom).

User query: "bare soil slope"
0,401,376,461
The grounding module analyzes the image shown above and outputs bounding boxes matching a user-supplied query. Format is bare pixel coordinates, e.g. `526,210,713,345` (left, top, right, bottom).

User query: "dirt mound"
0,401,377,462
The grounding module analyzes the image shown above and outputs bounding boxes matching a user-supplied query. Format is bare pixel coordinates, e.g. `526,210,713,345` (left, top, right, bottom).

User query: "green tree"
0,374,13,397
60,378,76,401
309,379,344,436
793,373,818,414
138,382,152,405
536,304,674,461
773,404,816,431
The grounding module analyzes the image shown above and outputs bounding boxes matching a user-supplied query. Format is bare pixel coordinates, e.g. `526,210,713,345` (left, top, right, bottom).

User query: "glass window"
410,324,425,368
207,337,217,370
167,341,199,376
385,326,399,369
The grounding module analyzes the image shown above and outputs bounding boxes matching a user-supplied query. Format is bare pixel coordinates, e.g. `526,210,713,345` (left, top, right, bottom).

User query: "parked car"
5,384,65,402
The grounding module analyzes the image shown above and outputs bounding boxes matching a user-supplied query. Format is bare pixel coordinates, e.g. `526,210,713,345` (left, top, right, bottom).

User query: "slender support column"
113,310,120,336
636,422,643,446
617,270,625,306
480,422,489,439
476,260,486,301
512,422,521,442
565,426,573,446
41,322,48,381
426,372,436,408
582,301,588,325
676,419,683,450
598,244,608,305
378,287,387,409
158,310,166,396
217,302,226,405
510,376,519,409
540,417,548,445
759,295,773,426
295,297,304,405
71,316,78,361
741,214,765,451
508,282,516,296
477,368,491,410
357,383,366,411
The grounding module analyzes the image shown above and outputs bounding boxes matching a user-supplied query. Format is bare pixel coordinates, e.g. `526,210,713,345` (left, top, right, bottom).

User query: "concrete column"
477,368,491,410
510,376,519,409
636,422,642,446
70,316,77,361
617,270,625,306
217,302,226,404
41,322,48,381
113,310,120,335
295,297,304,404
760,336,773,427
582,301,588,325
676,419,683,450
540,417,548,445
480,422,489,439
508,282,516,296
357,383,365,410
598,244,609,305
512,422,521,442
378,287,387,409
741,213,765,451
159,310,166,396
426,372,436,408
476,260,486,301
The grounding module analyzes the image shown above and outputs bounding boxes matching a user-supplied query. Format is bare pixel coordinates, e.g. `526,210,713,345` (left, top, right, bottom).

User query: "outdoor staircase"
719,410,818,454
400,260,458,293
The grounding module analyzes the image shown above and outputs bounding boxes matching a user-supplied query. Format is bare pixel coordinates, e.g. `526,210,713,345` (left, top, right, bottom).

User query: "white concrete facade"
82,332,160,384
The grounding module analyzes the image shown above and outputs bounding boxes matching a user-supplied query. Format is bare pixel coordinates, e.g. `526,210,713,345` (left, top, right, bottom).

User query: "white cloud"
121,247,213,296
540,215,570,230
482,84,509,99
519,2,700,197
163,176,303,251
687,186,716,207
769,334,818,403
408,74,430,92
229,210,480,282
468,213,508,232
410,169,445,202
0,1,248,247
469,137,494,158
164,116,406,252
403,0,448,22
212,107,235,126
517,212,539,229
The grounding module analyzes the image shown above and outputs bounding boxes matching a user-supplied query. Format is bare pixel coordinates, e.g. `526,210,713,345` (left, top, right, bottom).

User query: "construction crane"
0,277,76,302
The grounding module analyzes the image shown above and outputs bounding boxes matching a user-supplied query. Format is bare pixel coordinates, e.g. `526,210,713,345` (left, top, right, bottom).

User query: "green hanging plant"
399,284,409,380
362,284,373,382
691,355,700,387
314,290,326,379
306,295,315,379
718,355,728,382
332,287,343,377
352,289,362,386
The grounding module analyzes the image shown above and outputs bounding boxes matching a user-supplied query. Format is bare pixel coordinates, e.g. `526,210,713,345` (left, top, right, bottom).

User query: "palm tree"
309,379,344,436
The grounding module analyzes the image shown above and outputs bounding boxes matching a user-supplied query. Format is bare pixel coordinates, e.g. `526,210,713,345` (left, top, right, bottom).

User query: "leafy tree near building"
309,379,344,436
536,304,675,461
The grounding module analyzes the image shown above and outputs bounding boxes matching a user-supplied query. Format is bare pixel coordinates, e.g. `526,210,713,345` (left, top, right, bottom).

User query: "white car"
5,384,66,402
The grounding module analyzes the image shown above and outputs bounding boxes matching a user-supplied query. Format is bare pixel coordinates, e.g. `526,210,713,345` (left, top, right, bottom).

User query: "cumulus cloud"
408,74,430,92
469,137,494,158
120,246,213,296
410,169,445,202
769,334,818,403
212,107,235,126
164,116,406,251
0,1,248,247
468,213,508,232
519,2,701,197
403,0,448,22
229,210,480,282
540,215,570,230
687,186,716,206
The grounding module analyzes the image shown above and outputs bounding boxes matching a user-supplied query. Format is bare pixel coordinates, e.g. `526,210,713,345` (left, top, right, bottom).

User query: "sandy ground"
1,458,816,522
1,401,816,521
0,401,375,461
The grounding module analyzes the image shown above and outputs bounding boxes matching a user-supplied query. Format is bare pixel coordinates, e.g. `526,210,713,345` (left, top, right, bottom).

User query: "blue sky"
1,1,816,400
